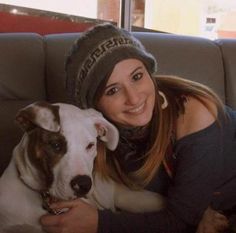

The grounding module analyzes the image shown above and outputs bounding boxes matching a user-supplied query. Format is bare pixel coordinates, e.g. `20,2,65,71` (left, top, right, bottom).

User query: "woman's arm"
96,130,225,233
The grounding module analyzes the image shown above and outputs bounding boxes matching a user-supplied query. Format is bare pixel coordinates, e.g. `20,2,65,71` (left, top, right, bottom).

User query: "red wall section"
0,11,94,35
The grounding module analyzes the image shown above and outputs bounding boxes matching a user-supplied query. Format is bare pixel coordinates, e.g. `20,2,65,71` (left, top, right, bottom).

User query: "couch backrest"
215,39,236,108
44,32,226,103
0,32,236,175
0,33,46,175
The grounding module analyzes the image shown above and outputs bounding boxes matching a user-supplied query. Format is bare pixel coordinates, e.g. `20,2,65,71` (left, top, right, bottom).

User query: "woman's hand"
196,206,229,233
40,198,98,233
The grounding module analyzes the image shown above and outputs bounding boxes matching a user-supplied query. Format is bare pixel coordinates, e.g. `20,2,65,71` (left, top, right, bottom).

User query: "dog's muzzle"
70,175,92,197
41,175,92,215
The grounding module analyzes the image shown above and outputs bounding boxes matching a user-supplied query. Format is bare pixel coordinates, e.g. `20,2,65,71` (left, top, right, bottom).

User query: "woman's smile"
125,102,145,114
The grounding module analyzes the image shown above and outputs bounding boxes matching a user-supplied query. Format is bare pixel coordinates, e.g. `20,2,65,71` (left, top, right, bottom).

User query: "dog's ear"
15,101,60,132
85,109,119,151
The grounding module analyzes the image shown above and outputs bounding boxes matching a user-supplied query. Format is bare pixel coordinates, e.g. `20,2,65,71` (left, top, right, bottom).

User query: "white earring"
158,91,168,109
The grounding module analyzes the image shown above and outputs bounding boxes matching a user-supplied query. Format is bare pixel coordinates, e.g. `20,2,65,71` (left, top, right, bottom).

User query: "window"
134,0,236,39
0,0,235,39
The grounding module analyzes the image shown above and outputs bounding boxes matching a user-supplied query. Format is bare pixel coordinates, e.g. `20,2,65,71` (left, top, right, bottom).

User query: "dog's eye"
86,142,95,150
49,141,62,152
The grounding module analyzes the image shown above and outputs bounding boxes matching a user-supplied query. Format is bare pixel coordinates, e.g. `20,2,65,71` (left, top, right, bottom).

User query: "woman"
41,23,236,233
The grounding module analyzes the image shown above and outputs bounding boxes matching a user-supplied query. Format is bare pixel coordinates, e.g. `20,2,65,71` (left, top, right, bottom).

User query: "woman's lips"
126,102,145,114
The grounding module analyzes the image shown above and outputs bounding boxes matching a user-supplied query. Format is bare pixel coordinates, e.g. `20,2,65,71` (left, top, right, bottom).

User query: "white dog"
0,102,164,233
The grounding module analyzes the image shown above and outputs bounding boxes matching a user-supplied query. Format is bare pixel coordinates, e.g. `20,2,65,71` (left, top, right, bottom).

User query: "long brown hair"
94,75,224,189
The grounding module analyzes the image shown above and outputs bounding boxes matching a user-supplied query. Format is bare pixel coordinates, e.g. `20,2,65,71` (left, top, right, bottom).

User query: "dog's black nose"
70,175,92,197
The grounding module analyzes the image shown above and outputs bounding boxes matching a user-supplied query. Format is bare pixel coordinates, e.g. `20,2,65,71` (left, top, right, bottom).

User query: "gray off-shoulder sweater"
98,106,236,233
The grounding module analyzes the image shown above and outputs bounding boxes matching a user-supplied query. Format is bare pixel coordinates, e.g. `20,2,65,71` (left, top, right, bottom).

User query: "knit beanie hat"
66,23,157,109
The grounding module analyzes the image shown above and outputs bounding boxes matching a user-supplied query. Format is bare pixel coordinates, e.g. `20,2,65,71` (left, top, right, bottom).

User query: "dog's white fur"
0,102,164,233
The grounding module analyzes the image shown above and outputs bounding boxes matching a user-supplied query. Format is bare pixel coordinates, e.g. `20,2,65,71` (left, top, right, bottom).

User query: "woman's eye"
132,72,143,81
105,87,119,96
86,142,95,150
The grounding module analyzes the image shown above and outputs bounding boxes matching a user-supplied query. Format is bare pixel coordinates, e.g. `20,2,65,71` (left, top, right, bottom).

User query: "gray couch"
0,32,236,176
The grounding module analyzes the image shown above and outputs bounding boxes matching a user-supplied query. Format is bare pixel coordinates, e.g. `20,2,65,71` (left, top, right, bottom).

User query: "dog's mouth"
41,191,63,215
41,191,80,215
41,190,89,215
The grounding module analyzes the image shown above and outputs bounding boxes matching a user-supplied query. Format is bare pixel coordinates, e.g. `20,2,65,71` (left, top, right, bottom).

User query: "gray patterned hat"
66,23,157,109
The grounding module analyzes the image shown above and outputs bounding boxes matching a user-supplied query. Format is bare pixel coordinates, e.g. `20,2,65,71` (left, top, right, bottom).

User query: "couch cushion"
44,33,81,103
45,32,226,105
0,33,46,175
134,32,225,102
215,39,236,109
0,33,46,100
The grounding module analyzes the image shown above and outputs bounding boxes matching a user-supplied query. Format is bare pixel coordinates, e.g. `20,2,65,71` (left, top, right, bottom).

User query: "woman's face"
97,58,155,127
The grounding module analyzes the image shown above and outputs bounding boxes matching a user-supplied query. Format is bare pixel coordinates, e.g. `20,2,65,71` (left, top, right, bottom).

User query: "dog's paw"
114,184,165,213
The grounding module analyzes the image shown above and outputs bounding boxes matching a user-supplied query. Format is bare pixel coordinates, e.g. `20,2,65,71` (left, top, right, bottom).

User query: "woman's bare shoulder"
176,96,217,140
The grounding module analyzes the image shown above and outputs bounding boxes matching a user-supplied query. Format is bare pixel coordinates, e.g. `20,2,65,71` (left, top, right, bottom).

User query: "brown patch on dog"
15,110,38,132
27,128,67,189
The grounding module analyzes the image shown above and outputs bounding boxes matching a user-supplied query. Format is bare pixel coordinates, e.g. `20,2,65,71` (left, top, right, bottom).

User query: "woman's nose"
124,87,139,105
